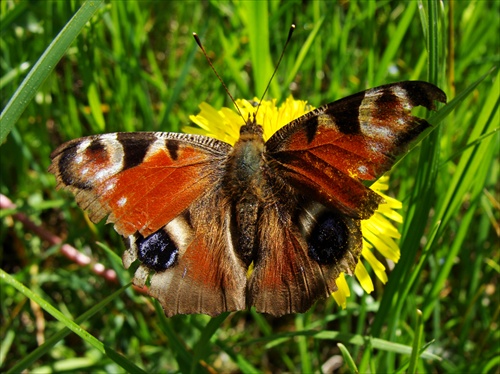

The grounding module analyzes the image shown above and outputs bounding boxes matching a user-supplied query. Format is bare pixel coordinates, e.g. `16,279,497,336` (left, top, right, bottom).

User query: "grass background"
1,0,498,373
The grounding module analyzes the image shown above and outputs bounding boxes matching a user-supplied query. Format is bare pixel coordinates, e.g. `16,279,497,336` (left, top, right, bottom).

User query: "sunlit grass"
1,1,498,373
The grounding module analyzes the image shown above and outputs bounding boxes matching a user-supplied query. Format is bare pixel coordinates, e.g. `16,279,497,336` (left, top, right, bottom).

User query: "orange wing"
50,132,230,236
266,81,446,219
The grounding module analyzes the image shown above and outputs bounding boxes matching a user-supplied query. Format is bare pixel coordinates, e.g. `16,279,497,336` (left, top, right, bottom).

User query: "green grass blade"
0,62,31,90
159,30,202,133
0,0,104,143
408,310,424,374
154,302,197,373
251,329,441,361
240,1,277,98
369,0,447,341
338,342,359,373
295,314,312,374
7,284,131,374
190,313,229,374
422,70,499,319
374,2,418,84
284,18,324,88
0,269,146,374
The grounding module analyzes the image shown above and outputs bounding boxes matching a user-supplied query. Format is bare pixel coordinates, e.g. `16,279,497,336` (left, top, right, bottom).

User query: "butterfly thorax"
230,122,265,183
224,121,269,265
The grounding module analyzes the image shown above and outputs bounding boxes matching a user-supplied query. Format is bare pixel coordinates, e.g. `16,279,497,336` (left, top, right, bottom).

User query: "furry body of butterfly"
49,81,446,317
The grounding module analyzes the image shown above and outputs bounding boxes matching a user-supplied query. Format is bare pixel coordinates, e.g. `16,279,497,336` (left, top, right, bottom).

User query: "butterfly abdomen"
225,123,269,265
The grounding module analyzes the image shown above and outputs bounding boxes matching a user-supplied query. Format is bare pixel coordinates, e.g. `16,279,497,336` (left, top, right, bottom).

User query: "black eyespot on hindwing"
307,210,351,265
136,229,179,272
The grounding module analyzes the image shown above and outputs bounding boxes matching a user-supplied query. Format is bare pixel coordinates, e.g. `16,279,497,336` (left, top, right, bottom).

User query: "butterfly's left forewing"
50,132,231,236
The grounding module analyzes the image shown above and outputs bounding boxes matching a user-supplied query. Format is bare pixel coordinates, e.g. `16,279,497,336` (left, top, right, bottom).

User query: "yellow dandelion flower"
187,97,402,309
187,97,311,145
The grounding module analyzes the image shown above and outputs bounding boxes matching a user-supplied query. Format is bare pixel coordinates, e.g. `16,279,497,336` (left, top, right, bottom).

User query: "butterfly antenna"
193,33,245,122
255,24,295,117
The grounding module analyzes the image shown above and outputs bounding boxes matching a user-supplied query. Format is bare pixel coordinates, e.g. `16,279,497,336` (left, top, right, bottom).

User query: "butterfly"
49,81,446,317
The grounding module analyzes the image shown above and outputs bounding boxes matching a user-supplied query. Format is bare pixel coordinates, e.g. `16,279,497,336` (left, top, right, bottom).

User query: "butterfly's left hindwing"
124,196,247,316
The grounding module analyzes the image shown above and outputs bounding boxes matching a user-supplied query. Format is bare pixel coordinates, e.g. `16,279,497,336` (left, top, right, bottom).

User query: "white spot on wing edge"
390,84,408,99
362,125,394,139
358,165,368,175
75,139,92,164
390,85,412,110
76,138,92,153
104,182,115,192
93,133,125,181
123,235,138,269
144,134,168,161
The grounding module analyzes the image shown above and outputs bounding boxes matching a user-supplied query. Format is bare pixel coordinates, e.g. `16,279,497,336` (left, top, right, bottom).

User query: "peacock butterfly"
49,77,446,317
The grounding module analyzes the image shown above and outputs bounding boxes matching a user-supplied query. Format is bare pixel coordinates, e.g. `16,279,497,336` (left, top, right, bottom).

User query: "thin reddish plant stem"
1,194,148,295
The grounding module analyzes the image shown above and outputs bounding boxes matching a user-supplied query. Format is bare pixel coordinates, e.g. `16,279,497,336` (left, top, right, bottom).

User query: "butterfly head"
239,113,264,140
